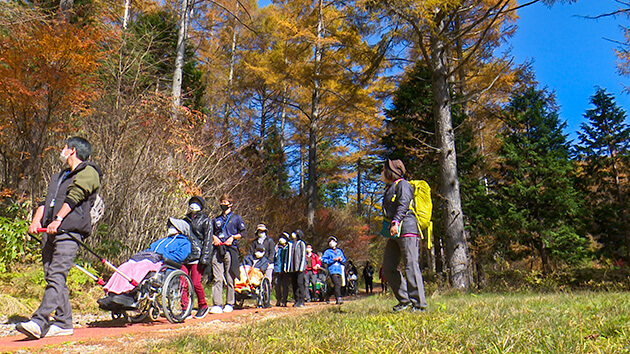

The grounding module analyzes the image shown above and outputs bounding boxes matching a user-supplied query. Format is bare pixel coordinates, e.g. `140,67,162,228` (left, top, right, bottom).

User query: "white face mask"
167,227,178,236
329,241,337,248
258,232,266,238
59,149,70,164
255,251,264,258
306,248,312,255
189,203,201,212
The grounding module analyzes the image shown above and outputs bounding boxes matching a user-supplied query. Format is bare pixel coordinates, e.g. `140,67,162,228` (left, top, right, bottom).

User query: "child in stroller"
97,218,194,323
234,245,272,308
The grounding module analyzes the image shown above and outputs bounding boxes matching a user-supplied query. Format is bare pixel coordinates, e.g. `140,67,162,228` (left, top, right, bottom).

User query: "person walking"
209,194,245,314
363,261,375,294
381,159,427,312
284,229,307,307
18,137,102,339
303,244,321,302
275,232,290,306
182,196,213,319
322,236,346,305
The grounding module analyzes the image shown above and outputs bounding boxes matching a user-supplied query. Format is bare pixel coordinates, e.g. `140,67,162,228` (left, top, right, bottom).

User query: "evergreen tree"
496,87,587,273
575,88,630,261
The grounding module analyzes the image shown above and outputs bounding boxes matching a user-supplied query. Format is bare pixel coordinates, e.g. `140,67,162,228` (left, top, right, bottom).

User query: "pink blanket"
103,259,163,294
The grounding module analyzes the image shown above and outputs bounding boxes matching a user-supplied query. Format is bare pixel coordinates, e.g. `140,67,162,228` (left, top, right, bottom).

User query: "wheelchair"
234,266,272,309
101,259,194,324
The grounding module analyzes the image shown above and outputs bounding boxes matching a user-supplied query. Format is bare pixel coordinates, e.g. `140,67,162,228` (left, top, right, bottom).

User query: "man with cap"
381,158,428,313
249,223,275,283
322,236,346,304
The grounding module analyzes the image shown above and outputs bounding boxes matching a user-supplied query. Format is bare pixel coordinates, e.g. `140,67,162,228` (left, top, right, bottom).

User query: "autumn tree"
574,88,630,261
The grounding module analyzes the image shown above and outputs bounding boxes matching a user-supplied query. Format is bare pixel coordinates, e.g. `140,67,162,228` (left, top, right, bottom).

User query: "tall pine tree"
575,88,630,261
496,87,587,273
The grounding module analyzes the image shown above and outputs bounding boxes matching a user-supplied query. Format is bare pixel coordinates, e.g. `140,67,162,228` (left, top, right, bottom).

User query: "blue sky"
511,0,630,141
257,0,630,140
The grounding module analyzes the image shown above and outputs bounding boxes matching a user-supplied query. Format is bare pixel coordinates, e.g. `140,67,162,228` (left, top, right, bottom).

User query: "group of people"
15,136,427,341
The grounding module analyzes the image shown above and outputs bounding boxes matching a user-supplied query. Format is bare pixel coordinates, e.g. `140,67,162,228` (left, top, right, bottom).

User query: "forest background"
0,0,629,291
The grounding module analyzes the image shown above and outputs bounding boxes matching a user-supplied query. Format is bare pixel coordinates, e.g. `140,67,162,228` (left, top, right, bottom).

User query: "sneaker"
335,299,344,305
410,306,426,313
209,305,223,314
195,307,209,319
392,302,411,312
44,324,73,338
16,321,41,340
223,304,233,313
293,301,304,308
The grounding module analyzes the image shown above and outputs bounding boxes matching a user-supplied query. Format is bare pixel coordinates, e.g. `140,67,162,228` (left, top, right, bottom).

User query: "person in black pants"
363,261,375,294
283,229,307,307
322,236,346,305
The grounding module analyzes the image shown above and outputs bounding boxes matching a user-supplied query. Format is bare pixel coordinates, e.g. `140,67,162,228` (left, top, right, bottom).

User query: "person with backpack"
381,159,427,313
18,137,102,339
182,196,213,319
209,194,245,314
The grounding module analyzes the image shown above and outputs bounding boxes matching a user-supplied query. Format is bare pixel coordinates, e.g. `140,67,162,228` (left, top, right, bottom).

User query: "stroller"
234,264,272,309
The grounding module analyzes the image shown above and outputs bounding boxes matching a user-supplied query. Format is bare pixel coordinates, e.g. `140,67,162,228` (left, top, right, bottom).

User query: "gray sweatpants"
382,236,427,309
32,235,80,331
211,251,235,306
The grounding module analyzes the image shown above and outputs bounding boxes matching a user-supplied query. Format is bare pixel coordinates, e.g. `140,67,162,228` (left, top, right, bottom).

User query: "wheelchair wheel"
258,278,271,308
127,295,151,323
161,269,194,323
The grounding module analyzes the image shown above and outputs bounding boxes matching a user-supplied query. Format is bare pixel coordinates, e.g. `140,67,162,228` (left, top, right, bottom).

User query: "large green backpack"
394,179,433,248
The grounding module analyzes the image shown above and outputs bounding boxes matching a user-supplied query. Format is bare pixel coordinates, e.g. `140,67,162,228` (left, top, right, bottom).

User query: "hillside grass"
153,292,630,353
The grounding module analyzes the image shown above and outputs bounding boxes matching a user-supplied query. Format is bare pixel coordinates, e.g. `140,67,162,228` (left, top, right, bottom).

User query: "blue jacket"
148,233,191,264
322,248,346,275
243,254,270,271
274,244,288,273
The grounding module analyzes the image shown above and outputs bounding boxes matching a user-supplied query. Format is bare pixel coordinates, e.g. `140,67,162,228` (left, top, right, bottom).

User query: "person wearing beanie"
381,159,427,313
181,196,213,319
249,223,275,283
322,236,346,304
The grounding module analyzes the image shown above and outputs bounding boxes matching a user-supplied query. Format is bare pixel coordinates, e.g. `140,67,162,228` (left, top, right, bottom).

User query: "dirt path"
0,302,329,353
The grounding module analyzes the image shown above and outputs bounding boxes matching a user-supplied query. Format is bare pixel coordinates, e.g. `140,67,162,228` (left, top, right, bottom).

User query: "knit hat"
387,159,406,178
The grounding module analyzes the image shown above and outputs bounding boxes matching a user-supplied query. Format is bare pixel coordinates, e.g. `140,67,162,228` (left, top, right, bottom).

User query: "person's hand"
390,223,399,237
213,236,221,246
225,237,234,246
47,219,62,235
28,220,42,234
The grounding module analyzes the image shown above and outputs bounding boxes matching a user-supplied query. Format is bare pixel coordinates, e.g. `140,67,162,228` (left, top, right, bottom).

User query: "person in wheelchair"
98,218,191,310
234,245,269,295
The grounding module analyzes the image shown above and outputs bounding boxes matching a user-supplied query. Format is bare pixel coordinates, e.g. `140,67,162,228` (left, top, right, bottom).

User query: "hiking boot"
195,307,209,319
223,304,233,313
16,321,42,340
392,303,411,312
44,324,73,338
209,305,223,314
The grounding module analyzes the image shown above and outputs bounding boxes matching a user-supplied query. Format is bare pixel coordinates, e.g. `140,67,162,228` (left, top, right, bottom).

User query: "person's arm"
390,181,413,236
321,250,332,265
28,205,45,234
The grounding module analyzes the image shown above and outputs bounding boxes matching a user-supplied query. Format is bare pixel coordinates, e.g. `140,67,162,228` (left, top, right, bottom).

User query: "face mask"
168,227,179,236
189,203,201,212
255,251,264,258
329,241,337,248
220,204,229,212
59,149,70,164
278,237,287,246
258,232,266,238
306,248,312,254
291,232,297,240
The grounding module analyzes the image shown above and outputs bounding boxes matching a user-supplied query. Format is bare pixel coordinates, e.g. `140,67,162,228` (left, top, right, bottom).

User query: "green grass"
152,292,630,353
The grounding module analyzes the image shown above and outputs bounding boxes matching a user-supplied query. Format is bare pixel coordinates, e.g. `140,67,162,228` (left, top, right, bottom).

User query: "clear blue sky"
511,0,630,141
257,0,630,140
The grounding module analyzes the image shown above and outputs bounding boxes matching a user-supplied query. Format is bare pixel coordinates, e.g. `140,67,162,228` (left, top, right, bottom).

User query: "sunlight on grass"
153,292,630,353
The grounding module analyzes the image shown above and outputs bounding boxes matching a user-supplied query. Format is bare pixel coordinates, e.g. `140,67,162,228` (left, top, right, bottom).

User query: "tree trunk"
171,0,192,115
306,0,324,231
223,21,238,136
430,20,470,291
357,156,362,216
